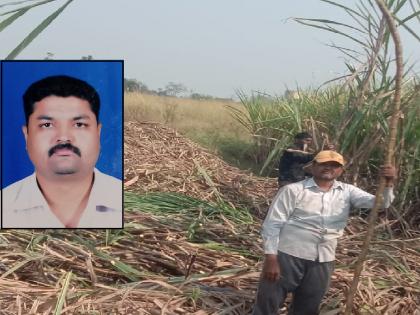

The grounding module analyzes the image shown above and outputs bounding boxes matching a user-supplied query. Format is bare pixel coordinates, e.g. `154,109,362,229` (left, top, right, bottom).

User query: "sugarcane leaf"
293,17,366,33
0,0,56,17
53,271,72,315
326,43,363,62
294,18,367,46
0,255,41,278
396,18,420,42
71,234,145,281
0,7,29,32
398,9,420,23
320,0,365,18
0,0,42,9
393,0,409,14
408,0,420,22
6,0,73,60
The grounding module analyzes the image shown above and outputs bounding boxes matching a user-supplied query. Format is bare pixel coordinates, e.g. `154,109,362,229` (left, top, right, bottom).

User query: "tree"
164,82,187,97
124,78,149,93
190,92,214,100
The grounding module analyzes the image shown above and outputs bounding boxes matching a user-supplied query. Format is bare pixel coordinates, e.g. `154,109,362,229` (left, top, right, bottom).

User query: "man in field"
277,132,315,187
253,150,396,315
2,75,122,228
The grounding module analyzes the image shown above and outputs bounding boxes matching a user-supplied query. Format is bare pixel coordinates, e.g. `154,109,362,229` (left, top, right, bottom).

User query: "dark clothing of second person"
278,148,314,184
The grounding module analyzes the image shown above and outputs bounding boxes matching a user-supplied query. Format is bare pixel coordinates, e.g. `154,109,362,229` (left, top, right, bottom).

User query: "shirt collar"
13,168,119,212
85,168,121,211
13,173,49,211
304,177,344,190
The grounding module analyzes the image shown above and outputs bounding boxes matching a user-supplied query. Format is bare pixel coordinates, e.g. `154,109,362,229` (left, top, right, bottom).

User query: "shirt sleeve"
261,186,296,254
349,185,395,209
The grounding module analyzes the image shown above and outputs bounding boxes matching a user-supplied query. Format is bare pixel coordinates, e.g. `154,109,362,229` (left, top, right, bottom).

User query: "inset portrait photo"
1,60,123,229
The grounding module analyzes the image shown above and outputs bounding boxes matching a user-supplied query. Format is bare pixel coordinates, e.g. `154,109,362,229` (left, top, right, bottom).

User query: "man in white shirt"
252,150,396,315
2,75,122,228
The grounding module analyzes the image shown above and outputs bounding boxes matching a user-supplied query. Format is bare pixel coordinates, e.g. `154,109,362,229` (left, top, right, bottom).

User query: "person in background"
277,132,315,187
253,150,396,315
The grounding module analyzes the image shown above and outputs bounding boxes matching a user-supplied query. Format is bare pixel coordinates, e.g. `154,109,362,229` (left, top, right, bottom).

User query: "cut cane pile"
123,121,277,215
0,121,418,314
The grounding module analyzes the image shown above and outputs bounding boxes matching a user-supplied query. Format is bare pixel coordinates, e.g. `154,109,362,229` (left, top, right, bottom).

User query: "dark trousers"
252,252,334,315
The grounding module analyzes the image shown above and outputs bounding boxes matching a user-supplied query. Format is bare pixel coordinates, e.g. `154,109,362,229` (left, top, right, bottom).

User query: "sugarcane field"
1,119,419,314
1,0,420,314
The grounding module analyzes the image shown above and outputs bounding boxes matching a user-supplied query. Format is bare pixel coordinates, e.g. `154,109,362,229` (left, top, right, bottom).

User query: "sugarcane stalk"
344,0,403,314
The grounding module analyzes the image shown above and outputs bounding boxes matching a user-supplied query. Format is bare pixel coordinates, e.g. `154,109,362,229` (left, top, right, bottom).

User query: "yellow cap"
313,150,345,165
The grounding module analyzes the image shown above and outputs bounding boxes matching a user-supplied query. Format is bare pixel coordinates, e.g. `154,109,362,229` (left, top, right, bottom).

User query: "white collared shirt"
2,169,122,228
262,178,395,262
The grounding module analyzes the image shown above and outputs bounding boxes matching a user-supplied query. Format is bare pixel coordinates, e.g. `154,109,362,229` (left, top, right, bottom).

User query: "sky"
0,0,419,98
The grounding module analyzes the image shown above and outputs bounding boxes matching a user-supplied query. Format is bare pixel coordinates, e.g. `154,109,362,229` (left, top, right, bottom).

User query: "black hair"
23,75,100,125
294,131,312,140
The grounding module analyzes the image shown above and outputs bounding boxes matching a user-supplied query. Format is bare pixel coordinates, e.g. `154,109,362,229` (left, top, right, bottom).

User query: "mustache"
48,143,81,157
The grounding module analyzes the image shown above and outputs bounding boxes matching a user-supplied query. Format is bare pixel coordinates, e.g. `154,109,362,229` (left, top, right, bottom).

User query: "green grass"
185,131,258,172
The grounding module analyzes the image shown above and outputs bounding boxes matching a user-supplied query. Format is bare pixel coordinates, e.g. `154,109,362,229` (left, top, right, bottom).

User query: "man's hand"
262,254,281,281
379,164,396,187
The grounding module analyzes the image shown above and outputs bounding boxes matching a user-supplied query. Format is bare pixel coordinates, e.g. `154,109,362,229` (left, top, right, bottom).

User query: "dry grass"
124,93,250,142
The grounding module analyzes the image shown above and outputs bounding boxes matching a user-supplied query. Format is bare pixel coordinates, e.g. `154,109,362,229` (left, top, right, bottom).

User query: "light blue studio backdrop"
1,61,123,188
